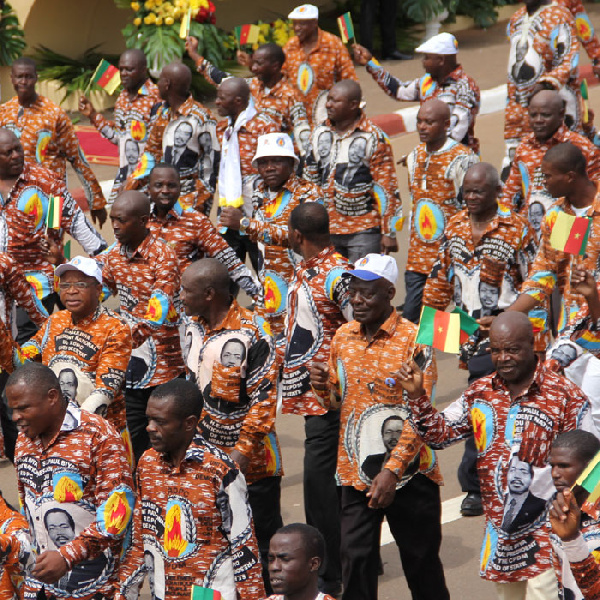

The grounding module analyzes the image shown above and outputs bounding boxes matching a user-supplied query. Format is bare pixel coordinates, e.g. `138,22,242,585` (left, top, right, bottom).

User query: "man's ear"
183,414,199,434
309,556,322,572
48,387,62,407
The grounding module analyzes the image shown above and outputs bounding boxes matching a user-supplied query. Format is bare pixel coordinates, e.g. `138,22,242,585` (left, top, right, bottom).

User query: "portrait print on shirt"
316,130,333,186
163,120,199,171
334,135,373,190
509,37,540,86
352,404,420,488
51,360,100,413
143,545,166,600
549,340,580,368
116,138,141,185
527,200,545,242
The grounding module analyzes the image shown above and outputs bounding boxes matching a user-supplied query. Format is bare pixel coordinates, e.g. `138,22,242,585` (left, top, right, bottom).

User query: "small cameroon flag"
180,7,192,39
89,59,121,95
452,306,480,344
581,79,589,124
190,585,222,600
337,12,355,44
549,210,591,256
46,195,63,229
234,24,260,46
416,306,461,354
63,240,71,261
577,450,600,518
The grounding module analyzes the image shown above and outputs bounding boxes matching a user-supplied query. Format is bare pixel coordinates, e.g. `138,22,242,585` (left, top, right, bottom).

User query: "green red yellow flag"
549,210,591,256
577,451,600,518
452,306,480,344
63,240,71,261
337,12,355,44
90,59,121,95
46,195,63,229
234,24,260,46
581,79,589,124
190,585,222,600
180,7,192,39
416,306,461,354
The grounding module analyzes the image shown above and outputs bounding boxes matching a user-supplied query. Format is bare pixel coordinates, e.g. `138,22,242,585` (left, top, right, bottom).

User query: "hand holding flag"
416,306,461,354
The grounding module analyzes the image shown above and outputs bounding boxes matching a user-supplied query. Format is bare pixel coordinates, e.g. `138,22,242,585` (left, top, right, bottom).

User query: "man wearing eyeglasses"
0,256,133,462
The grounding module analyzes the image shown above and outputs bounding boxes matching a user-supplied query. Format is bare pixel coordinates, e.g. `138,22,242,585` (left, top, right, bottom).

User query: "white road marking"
381,493,466,546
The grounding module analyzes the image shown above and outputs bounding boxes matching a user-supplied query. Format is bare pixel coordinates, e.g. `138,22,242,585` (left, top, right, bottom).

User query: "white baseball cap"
288,4,319,19
252,133,299,169
346,254,398,285
415,32,459,55
55,256,102,284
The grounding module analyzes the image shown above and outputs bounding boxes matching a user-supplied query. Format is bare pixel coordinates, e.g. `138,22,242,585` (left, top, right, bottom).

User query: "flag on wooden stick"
89,60,121,95
549,211,591,256
180,7,192,39
337,12,355,43
416,306,461,354
577,451,600,518
46,195,63,229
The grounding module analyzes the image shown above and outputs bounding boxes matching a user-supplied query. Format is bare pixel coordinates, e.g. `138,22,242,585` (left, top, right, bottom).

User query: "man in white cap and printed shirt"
310,253,450,600
220,132,322,338
354,32,481,152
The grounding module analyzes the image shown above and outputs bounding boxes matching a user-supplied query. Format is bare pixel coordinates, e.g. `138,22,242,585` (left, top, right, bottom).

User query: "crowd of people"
3,1,600,599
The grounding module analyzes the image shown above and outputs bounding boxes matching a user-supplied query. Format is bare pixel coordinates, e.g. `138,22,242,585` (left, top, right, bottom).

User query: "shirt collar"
198,299,244,335
348,307,400,338
150,200,184,221
301,245,338,270
118,232,155,260
555,181,600,216
490,358,543,395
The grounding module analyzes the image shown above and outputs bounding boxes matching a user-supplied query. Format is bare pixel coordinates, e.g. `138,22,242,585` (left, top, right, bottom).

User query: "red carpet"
75,125,119,166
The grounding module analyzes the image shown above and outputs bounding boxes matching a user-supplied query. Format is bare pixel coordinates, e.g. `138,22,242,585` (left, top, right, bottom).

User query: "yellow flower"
130,1,140,10
133,16,142,25
165,16,174,24
144,0,154,8
144,12,157,24
155,16,163,24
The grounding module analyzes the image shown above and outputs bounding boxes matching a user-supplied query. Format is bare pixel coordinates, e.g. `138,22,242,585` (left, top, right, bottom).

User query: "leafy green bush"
0,2,26,66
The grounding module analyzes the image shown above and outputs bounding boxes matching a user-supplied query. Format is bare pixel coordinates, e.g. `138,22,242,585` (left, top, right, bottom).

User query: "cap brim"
344,269,382,281
54,264,81,278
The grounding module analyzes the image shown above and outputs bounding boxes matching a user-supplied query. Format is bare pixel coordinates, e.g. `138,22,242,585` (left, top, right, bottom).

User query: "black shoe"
382,50,413,61
461,492,484,517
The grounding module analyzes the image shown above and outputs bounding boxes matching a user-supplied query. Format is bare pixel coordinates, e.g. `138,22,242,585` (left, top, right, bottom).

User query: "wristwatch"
239,217,251,233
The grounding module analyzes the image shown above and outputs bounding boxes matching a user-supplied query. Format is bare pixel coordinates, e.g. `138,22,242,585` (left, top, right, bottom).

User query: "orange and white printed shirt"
282,29,358,125
184,300,282,485
117,436,265,600
245,174,322,337
406,139,478,274
304,113,402,237
0,163,106,300
559,0,600,62
15,403,134,600
92,80,161,204
327,309,441,492
97,234,184,389
0,95,106,210
505,4,581,146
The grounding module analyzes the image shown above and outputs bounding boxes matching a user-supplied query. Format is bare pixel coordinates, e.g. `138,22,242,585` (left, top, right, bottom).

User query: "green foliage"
0,2,26,66
403,0,458,24
30,45,122,103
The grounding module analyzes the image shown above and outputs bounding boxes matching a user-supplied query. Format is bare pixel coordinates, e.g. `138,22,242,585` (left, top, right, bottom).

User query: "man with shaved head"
397,311,595,598
502,90,600,243
181,258,282,591
423,161,537,516
124,61,217,214
98,190,183,463
402,98,478,323
304,81,402,263
79,48,160,205
215,77,279,273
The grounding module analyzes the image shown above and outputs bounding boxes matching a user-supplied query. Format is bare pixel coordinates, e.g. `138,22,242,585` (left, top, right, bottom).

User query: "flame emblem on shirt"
121,427,134,468
145,292,174,324
415,200,444,242
472,407,487,452
53,474,84,502
297,63,314,95
420,75,436,98
132,153,154,179
263,272,287,315
18,188,47,230
164,503,188,557
576,14,593,42
35,130,51,163
419,445,435,471
264,432,280,476
25,271,51,300
101,490,132,536
130,120,147,142
263,190,291,220
372,183,388,217
479,524,498,574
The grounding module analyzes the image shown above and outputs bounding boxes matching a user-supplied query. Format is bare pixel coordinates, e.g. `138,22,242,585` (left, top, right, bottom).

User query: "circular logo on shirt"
17,187,49,231
297,62,314,95
130,119,148,142
263,271,288,316
471,401,496,455
414,199,445,242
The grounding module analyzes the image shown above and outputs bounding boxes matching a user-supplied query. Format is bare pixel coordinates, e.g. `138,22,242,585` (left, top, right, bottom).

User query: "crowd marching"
4,1,600,599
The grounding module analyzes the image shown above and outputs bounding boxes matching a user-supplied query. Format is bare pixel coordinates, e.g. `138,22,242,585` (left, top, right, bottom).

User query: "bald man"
403,98,478,323
397,311,595,598
215,77,279,273
79,49,160,205
304,81,402,263
181,258,282,592
98,191,183,463
502,90,600,243
124,61,218,214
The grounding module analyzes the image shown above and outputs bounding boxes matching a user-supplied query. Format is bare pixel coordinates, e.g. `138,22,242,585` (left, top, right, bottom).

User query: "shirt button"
35,516,39,521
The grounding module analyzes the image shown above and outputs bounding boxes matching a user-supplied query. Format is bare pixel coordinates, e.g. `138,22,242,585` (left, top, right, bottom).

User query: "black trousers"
248,475,283,595
360,0,398,56
223,229,260,274
341,475,449,600
304,410,342,593
403,271,428,324
125,386,157,465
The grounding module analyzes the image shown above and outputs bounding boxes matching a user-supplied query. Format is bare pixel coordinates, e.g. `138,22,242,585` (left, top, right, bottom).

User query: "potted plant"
403,0,459,40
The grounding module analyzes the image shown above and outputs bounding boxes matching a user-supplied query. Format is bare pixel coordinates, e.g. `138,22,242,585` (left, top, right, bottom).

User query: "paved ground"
4,7,600,598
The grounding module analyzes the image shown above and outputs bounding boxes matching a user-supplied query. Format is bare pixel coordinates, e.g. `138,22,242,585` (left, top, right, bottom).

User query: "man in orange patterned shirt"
8,362,134,600
117,379,264,600
79,49,161,205
0,58,107,227
559,0,600,76
98,191,183,463
504,0,581,173
311,254,448,600
282,4,357,125
403,98,478,323
502,91,600,247
146,163,260,299
125,62,218,214
181,258,282,592
304,81,402,263
220,133,321,337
